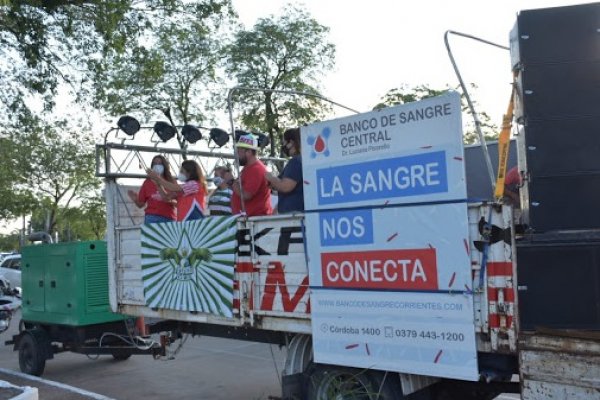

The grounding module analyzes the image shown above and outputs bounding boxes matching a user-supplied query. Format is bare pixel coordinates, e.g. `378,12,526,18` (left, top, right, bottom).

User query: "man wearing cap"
231,134,273,216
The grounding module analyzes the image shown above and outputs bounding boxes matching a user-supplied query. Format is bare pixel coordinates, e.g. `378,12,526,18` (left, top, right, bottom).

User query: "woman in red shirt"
148,160,207,221
128,155,176,224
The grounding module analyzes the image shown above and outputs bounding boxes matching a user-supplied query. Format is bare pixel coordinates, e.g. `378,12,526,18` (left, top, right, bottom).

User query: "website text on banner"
301,92,479,381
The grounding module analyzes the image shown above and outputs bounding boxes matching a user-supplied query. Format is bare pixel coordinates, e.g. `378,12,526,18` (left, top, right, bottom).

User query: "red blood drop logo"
314,135,325,152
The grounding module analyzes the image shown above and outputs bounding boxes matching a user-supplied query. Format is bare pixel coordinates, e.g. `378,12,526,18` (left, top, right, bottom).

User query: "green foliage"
375,84,499,144
227,5,335,156
0,234,20,252
29,195,106,241
0,0,233,111
0,102,100,234
94,1,235,148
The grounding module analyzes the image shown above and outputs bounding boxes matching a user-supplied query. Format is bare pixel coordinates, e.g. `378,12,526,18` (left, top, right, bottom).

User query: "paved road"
0,311,285,399
0,311,519,400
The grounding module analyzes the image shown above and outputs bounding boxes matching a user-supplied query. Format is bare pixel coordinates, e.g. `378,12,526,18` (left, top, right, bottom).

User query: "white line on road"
0,368,116,400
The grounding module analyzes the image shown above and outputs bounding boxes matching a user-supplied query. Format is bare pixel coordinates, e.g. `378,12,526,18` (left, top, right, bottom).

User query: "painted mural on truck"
140,216,237,317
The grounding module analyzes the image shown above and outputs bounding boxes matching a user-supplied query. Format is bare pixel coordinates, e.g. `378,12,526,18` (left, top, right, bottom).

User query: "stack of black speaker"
511,3,600,330
512,2,600,232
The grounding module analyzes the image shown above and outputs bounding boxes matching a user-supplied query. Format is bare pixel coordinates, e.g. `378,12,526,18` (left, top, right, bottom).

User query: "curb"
0,380,38,400
0,369,115,400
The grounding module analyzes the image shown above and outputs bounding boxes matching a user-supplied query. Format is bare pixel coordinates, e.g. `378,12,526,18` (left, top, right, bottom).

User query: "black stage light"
117,115,140,136
209,128,230,147
153,121,177,142
182,124,202,143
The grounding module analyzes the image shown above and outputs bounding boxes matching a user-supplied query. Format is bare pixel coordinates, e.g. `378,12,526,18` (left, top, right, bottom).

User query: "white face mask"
152,164,165,175
213,176,224,186
177,172,188,182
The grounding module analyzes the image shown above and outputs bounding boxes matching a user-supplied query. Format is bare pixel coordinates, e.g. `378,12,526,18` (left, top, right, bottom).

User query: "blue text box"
317,151,448,206
319,209,374,247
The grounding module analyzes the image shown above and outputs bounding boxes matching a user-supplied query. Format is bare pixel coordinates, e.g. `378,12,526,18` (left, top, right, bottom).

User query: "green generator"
21,241,125,326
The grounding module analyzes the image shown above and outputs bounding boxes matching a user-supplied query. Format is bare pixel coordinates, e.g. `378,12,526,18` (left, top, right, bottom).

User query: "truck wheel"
306,364,403,400
18,330,48,376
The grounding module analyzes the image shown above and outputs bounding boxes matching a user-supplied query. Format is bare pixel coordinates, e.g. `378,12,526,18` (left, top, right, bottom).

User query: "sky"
1,0,591,236
231,0,591,122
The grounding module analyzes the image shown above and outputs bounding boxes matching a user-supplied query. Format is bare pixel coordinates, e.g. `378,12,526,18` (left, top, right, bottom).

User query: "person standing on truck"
231,133,272,216
128,155,176,224
265,128,304,213
148,160,207,221
208,165,233,216
504,165,522,208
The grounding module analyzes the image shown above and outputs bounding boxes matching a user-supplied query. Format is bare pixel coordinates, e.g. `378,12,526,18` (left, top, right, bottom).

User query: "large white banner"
302,93,466,211
302,92,479,380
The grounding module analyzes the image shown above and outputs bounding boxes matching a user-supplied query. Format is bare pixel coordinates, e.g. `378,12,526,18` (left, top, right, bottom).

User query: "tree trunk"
264,92,276,157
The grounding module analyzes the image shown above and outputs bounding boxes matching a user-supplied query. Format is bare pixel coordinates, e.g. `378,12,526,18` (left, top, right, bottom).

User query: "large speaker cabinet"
510,3,600,232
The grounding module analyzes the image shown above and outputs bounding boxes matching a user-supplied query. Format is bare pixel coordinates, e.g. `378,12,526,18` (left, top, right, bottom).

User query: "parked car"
0,254,21,289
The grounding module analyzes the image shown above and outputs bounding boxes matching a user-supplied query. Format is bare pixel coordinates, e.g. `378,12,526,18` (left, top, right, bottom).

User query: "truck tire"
306,364,403,400
18,330,48,376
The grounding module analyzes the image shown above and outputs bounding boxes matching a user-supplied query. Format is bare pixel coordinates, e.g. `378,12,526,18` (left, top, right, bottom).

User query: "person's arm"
265,173,297,193
147,169,183,192
231,179,252,200
266,157,301,194
156,183,177,202
127,190,145,208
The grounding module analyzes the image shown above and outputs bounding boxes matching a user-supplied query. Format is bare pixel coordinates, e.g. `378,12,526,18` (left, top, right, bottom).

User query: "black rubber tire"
427,381,500,400
306,363,404,400
18,330,47,376
111,350,132,361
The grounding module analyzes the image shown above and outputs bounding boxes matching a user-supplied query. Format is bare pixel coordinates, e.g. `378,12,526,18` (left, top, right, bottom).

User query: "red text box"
321,249,438,290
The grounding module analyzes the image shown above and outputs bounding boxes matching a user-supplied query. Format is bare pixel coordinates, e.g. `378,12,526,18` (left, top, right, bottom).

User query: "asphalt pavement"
0,311,285,400
0,311,520,400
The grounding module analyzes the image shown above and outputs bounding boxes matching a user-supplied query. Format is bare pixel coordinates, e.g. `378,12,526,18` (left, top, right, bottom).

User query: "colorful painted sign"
140,216,237,317
302,92,479,381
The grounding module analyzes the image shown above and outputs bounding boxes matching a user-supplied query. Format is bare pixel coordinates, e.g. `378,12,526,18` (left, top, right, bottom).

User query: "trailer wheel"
306,364,403,400
111,350,132,361
18,330,48,376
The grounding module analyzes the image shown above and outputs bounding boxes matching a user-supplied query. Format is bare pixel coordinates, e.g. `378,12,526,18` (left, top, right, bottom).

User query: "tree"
0,136,35,219
374,84,498,144
0,1,233,113
227,5,335,156
94,3,235,149
2,104,100,234
0,233,20,252
29,196,106,241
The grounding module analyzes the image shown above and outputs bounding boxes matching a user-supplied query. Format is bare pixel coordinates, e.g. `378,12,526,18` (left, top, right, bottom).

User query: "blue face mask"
152,164,165,175
177,172,187,182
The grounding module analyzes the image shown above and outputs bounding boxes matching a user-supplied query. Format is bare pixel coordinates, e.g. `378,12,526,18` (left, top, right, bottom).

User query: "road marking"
0,368,115,400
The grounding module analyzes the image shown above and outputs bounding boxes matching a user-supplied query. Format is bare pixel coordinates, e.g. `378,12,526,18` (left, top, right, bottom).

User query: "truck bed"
106,181,518,354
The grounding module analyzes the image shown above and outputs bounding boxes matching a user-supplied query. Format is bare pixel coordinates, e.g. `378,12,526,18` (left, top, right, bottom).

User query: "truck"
98,3,600,399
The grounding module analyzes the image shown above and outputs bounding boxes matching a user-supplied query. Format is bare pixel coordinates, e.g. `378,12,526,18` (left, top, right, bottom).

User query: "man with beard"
231,133,273,216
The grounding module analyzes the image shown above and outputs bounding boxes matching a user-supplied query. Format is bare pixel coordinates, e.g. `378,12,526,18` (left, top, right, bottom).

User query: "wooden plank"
119,254,141,270
522,380,600,400
521,350,600,389
119,239,141,256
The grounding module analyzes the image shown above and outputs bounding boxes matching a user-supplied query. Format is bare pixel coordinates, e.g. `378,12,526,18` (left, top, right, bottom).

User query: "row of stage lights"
116,115,270,149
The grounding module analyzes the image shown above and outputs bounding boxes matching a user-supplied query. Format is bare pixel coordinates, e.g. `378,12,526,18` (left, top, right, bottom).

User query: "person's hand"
231,179,241,193
127,190,138,202
147,168,160,180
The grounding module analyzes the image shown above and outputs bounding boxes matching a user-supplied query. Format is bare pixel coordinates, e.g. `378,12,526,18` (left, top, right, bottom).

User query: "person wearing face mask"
148,160,207,221
128,155,176,224
208,166,233,216
265,128,304,214
231,133,272,216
